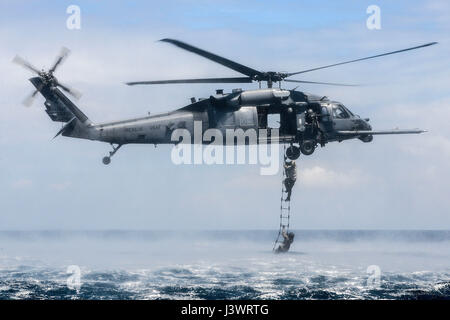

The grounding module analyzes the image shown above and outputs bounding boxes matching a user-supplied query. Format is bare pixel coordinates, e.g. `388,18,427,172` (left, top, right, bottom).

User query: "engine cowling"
239,89,290,106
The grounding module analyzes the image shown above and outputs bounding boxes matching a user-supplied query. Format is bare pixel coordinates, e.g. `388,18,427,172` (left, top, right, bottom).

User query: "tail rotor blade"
22,80,45,107
49,47,71,73
14,47,81,105
12,55,41,75
22,90,39,107
56,81,82,100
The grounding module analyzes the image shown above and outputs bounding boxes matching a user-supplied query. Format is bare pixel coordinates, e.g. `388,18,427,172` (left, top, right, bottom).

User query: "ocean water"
0,230,449,300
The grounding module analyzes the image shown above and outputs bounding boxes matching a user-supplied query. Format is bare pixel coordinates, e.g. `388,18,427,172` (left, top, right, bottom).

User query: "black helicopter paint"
13,39,436,164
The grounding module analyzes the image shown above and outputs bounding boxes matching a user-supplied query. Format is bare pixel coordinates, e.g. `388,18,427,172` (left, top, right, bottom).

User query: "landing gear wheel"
286,145,300,160
300,140,316,155
102,144,123,165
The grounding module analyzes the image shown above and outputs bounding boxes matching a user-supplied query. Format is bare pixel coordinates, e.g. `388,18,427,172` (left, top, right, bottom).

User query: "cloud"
299,166,367,188
49,181,72,191
225,170,279,189
11,179,32,189
400,134,450,159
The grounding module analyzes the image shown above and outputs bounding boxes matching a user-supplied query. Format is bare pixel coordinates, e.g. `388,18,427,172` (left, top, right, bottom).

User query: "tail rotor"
13,47,82,106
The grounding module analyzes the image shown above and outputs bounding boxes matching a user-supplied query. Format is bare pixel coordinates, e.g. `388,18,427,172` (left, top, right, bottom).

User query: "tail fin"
30,77,91,125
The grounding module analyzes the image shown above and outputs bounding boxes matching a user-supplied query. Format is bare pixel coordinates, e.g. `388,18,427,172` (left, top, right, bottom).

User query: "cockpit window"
333,104,350,119
340,104,354,116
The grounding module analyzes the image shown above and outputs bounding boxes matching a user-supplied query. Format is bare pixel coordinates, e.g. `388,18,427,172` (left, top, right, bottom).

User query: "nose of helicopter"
351,116,372,131
363,118,372,130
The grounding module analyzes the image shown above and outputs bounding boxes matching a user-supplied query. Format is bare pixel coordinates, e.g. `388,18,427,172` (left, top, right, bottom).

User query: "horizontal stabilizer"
53,117,77,139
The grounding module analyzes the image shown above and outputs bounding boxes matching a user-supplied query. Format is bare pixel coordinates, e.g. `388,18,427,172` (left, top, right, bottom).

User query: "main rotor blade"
284,79,359,87
126,77,253,85
56,81,82,100
160,38,263,78
49,47,71,73
286,42,437,77
12,55,40,74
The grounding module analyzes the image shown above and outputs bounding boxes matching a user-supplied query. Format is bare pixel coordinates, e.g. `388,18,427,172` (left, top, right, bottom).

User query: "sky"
0,0,449,230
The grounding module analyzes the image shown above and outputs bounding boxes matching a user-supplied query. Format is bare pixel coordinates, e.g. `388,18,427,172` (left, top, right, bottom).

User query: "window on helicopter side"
321,105,331,121
332,104,350,119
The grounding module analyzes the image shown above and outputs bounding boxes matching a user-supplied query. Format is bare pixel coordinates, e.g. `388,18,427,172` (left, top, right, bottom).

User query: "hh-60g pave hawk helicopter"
14,39,436,164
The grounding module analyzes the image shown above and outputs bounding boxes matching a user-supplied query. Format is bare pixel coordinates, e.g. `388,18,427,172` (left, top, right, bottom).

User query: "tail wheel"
102,156,111,165
286,145,300,160
300,140,316,155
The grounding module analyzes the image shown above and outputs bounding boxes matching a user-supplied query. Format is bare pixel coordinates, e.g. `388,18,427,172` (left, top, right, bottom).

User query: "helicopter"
13,39,436,164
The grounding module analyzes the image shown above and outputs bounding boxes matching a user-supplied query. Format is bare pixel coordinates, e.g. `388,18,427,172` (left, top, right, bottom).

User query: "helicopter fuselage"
18,39,432,164
27,76,424,164
75,88,371,149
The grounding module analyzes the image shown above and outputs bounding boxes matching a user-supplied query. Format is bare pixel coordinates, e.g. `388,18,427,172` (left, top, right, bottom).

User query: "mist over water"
0,230,449,299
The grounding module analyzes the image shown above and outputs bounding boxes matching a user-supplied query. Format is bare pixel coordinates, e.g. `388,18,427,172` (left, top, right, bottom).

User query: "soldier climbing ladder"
273,143,297,253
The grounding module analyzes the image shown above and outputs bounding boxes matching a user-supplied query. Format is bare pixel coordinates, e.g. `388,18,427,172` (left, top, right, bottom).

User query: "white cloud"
11,179,32,189
226,171,279,189
299,166,367,188
400,134,450,159
49,181,72,191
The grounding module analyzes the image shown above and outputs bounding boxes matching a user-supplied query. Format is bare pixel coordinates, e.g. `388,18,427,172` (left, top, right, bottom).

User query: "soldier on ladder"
283,159,297,201
273,144,299,253
274,226,295,253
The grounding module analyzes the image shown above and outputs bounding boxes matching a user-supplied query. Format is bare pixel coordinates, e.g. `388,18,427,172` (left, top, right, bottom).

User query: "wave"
1,266,449,300
0,230,449,300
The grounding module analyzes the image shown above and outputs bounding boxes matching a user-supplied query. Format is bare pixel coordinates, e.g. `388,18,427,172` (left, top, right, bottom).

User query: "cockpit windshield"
340,104,354,116
332,103,350,119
